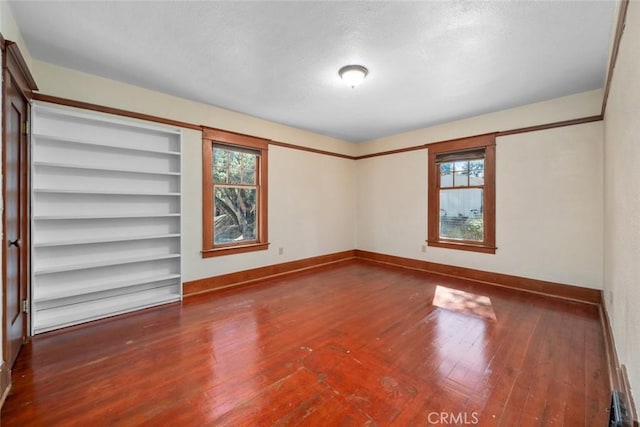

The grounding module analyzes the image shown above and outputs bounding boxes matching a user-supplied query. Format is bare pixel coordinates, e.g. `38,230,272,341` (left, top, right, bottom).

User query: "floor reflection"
208,309,260,419
433,285,496,321
432,293,493,403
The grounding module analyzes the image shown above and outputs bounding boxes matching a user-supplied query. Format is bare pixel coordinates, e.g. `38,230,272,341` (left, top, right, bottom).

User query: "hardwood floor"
1,260,609,426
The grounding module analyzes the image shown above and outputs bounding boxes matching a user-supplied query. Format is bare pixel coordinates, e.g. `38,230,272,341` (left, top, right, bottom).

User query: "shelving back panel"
31,102,183,334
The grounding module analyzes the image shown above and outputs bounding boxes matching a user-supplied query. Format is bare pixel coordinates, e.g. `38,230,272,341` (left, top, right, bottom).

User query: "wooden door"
2,40,37,369
3,64,29,367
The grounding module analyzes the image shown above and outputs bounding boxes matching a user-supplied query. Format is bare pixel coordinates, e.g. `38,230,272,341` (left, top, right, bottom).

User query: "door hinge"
22,299,29,314
22,121,28,135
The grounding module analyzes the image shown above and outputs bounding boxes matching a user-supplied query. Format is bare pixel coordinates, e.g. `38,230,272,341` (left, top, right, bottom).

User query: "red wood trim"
33,93,357,159
0,361,10,409
426,240,497,254
202,126,270,149
356,144,428,160
483,144,496,250
2,37,34,370
427,149,438,249
600,304,622,392
427,132,496,153
202,140,213,251
201,243,270,258
184,250,357,296
599,304,639,425
202,128,269,255
270,140,355,160
4,41,38,93
622,366,639,427
33,93,202,131
2,43,38,103
495,115,603,137
601,0,630,116
33,92,604,161
427,134,496,253
261,148,269,248
356,117,602,160
354,250,602,305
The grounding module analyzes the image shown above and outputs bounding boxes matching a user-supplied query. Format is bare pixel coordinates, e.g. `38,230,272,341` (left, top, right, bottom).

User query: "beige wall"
32,61,357,282
355,89,603,157
33,61,355,158
0,2,32,69
356,119,604,289
34,61,606,290
603,0,640,403
25,58,610,291
354,91,605,291
182,138,356,282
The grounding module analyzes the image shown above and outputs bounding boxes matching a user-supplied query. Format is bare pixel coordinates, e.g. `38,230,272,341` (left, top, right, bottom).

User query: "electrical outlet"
421,244,427,253
278,247,284,255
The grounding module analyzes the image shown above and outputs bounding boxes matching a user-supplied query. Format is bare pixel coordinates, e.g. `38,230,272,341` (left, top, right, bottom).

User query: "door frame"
1,35,38,400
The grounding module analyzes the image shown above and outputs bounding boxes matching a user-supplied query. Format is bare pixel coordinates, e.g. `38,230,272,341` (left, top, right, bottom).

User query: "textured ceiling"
10,1,616,142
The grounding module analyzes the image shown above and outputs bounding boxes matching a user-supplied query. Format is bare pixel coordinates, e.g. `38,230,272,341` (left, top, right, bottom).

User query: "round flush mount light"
338,65,368,88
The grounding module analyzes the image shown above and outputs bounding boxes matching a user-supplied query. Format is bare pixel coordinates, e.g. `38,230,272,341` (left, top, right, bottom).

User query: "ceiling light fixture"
339,65,368,88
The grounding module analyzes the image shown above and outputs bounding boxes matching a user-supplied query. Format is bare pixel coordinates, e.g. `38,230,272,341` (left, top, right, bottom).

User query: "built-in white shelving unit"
31,102,182,334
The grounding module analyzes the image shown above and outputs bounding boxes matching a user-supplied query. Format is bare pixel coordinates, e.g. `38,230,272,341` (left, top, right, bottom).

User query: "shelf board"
34,274,181,303
34,103,182,135
34,253,180,275
33,213,180,221
33,161,181,176
34,233,181,248
32,132,181,156
33,188,180,197
34,290,181,334
31,102,184,335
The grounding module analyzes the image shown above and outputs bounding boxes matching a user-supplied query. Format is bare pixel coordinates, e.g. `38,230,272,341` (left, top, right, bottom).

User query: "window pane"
469,160,485,186
213,147,229,184
229,168,242,184
440,163,453,188
213,166,228,184
454,171,469,187
242,155,257,185
439,188,484,241
469,160,484,171
213,187,258,244
469,169,484,186
213,147,228,168
454,161,468,173
243,166,256,185
214,148,258,185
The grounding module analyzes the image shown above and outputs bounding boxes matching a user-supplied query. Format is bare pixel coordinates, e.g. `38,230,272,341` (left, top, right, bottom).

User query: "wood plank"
1,261,610,425
355,249,602,304
183,250,356,296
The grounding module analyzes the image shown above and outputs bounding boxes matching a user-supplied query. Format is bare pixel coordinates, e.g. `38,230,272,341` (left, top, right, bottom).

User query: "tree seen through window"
212,146,259,244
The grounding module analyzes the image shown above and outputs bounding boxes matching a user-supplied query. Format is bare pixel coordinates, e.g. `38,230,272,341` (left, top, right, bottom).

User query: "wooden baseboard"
0,361,11,409
183,250,356,296
185,248,602,303
354,250,602,304
599,304,639,426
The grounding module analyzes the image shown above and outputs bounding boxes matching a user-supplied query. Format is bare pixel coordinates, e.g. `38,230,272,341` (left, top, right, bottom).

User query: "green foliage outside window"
212,147,258,244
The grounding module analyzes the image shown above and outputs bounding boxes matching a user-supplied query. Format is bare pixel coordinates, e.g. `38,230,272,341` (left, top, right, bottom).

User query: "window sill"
202,242,270,258
427,240,496,254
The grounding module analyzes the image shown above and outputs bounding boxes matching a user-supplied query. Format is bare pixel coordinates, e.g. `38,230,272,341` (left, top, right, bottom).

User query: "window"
427,134,496,254
202,127,269,257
